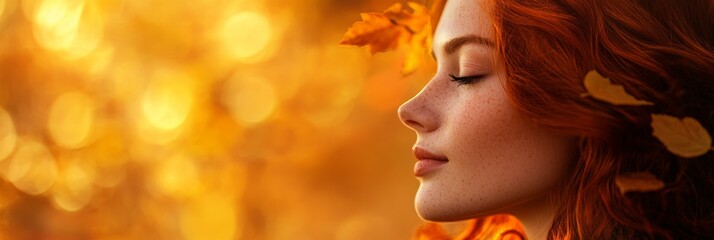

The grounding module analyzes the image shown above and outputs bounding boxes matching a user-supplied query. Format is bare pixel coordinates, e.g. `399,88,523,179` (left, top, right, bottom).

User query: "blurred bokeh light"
0,0,443,239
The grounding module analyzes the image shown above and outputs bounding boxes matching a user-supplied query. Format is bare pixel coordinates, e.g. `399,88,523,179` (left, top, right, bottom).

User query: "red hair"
488,0,714,239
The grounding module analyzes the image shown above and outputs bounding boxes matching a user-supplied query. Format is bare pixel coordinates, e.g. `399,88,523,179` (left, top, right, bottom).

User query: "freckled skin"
398,0,577,222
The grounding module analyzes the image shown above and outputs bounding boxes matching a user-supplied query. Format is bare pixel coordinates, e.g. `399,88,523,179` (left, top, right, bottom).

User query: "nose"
397,86,439,133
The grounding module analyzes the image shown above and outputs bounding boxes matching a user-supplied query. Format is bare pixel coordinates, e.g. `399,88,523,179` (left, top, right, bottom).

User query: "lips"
413,147,448,176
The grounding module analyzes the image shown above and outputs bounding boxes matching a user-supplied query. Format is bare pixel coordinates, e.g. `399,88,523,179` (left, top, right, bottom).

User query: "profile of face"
398,0,578,221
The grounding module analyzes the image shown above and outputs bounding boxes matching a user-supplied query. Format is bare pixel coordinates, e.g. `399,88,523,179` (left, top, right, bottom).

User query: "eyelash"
448,73,485,85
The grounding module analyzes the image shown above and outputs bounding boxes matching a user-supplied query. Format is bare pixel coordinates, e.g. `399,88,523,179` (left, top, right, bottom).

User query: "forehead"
433,0,493,49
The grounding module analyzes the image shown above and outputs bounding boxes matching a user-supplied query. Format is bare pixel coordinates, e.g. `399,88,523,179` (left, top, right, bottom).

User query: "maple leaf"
401,22,431,75
580,70,654,106
340,2,433,75
651,114,713,158
384,2,430,33
615,171,665,195
339,11,410,54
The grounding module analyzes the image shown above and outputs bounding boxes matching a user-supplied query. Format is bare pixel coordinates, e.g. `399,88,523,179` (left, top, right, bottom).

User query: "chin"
415,201,506,223
417,211,456,222
415,198,475,222
415,206,482,222
414,187,466,221
414,189,503,222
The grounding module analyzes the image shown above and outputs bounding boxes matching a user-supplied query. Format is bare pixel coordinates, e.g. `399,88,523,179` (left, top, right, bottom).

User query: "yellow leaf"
401,50,421,75
651,114,713,158
394,2,432,75
339,11,409,54
340,2,433,75
385,2,430,33
582,70,654,106
401,20,431,75
615,172,665,195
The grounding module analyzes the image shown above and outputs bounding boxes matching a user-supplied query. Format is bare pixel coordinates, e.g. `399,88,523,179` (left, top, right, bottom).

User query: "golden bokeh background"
0,0,465,239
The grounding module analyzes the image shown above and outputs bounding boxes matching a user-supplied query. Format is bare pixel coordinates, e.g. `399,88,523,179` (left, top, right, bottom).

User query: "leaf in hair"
615,172,665,195
580,70,654,106
340,2,432,75
651,114,713,158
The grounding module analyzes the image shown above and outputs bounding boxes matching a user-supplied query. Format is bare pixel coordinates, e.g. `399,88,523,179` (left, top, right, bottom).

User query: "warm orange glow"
141,69,194,132
221,73,278,126
51,158,94,211
336,214,393,240
180,194,241,240
151,154,203,198
0,0,438,239
0,108,16,161
32,0,85,50
0,0,5,19
31,0,104,59
4,138,58,195
48,91,96,149
221,11,274,62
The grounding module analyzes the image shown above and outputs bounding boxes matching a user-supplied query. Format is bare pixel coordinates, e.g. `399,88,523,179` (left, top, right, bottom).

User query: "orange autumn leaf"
615,171,665,195
454,215,526,240
340,2,433,75
651,114,713,158
340,12,409,54
412,222,451,240
383,2,430,33
401,26,431,75
580,70,654,106
413,215,526,240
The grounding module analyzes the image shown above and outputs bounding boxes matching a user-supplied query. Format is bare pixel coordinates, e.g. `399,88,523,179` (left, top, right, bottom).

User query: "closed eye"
448,73,486,85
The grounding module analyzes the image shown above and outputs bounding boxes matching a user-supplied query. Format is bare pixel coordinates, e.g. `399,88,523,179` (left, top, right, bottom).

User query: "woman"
397,0,713,239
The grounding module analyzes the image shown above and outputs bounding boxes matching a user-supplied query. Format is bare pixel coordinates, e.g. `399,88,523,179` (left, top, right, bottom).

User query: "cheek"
415,85,575,221
456,95,562,183
453,93,544,200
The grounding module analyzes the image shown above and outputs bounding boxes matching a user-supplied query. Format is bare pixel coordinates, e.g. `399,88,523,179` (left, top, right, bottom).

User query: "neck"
507,191,559,240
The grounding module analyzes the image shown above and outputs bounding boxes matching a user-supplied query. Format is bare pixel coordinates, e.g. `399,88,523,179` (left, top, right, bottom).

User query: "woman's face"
398,0,577,221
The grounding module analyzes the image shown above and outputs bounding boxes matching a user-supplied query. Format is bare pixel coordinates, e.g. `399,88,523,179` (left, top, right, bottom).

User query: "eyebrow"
441,35,495,55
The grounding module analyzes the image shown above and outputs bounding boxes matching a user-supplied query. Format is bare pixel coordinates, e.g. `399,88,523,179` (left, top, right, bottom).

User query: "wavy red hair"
486,0,714,239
